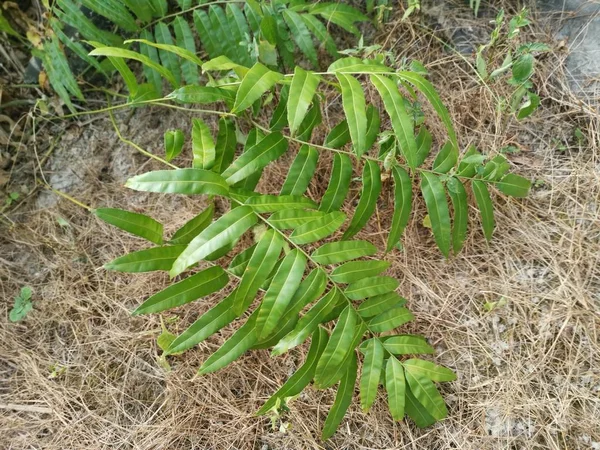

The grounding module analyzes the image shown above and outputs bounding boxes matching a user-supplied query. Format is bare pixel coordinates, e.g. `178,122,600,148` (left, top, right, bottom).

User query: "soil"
1,2,599,450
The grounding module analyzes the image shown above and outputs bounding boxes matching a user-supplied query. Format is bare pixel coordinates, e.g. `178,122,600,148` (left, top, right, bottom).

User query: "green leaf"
360,338,384,412
472,180,495,241
232,229,284,315
133,266,228,315
256,250,306,339
90,45,177,88
269,209,324,230
432,141,458,173
164,129,184,162
300,13,338,58
173,16,199,85
104,245,186,272
257,327,329,415
198,311,259,375
383,336,435,355
387,166,413,252
311,240,377,265
446,177,468,255
329,57,393,74
167,85,235,104
370,74,417,168
315,305,361,388
396,71,458,152
191,118,215,169
337,73,367,156
296,98,322,141
345,276,399,301
386,357,406,421
420,172,451,257
270,85,289,131
321,352,358,440
415,126,432,167
42,37,82,111
245,194,318,213
227,244,256,276
171,204,215,245
170,206,257,277
512,54,534,82
281,145,319,196
482,155,510,182
232,63,283,113
516,91,540,120
403,358,457,382
343,160,381,239
365,105,381,151
272,288,340,355
368,306,414,333
310,3,368,36
404,369,448,420
153,22,181,87
282,9,318,67
166,290,238,354
221,132,288,185
289,211,346,245
94,208,163,245
357,292,407,318
324,120,351,149
319,153,352,213
405,385,436,428
126,169,230,196
496,173,531,198
213,118,237,173
331,260,390,284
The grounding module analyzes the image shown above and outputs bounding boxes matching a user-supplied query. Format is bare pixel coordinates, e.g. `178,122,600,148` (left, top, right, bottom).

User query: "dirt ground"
1,3,599,450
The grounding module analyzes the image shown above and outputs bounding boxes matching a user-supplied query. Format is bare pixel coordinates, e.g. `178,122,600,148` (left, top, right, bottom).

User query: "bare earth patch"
1,4,599,450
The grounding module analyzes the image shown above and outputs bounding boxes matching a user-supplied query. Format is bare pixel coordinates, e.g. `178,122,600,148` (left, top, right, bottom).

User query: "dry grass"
1,3,600,449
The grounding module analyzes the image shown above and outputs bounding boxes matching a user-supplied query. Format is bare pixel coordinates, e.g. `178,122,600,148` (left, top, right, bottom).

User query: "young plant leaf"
192,118,216,170
343,160,381,239
255,249,306,339
289,211,346,245
387,166,412,251
321,352,358,440
272,288,340,356
104,245,186,273
170,206,257,277
330,260,390,284
404,369,448,420
170,204,215,245
496,173,531,198
164,129,184,162
94,208,163,245
232,63,283,113
383,336,435,355
324,120,351,149
337,73,367,156
432,141,458,173
221,132,288,185
126,169,230,196
269,209,324,230
311,240,377,265
403,358,457,382
256,327,329,415
360,338,384,412
368,306,414,333
133,266,228,315
370,74,417,168
213,118,237,173
420,173,451,257
357,292,407,318
287,67,320,136
345,276,399,301
446,177,468,255
281,145,319,196
472,180,495,241
405,385,436,428
319,153,352,213
282,9,318,67
386,356,406,420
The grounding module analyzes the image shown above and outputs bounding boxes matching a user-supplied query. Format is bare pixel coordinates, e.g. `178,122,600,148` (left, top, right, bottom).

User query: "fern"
92,45,533,437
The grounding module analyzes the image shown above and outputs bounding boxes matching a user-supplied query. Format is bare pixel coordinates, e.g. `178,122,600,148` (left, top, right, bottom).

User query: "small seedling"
9,286,33,322
4,192,19,207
